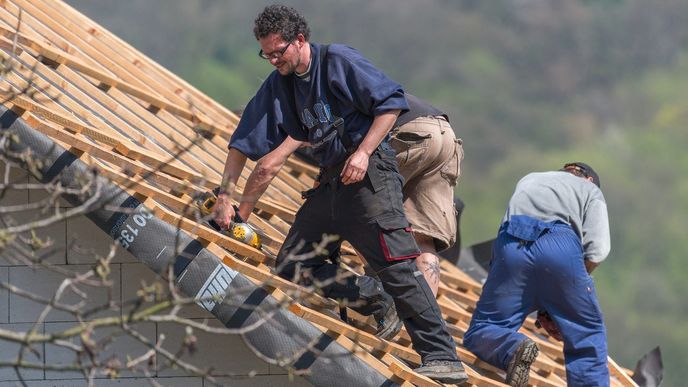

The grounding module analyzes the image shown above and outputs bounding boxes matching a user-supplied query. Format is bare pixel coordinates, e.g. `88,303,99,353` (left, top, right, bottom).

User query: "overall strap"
317,45,351,150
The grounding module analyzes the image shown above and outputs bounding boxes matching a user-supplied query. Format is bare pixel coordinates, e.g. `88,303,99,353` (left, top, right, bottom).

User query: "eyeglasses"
258,41,292,60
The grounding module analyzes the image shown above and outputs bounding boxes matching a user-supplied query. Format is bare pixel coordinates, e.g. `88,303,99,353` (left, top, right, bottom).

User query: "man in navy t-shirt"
213,5,467,383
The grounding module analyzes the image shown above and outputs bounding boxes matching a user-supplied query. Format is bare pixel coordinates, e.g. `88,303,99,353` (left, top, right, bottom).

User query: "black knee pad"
376,260,436,320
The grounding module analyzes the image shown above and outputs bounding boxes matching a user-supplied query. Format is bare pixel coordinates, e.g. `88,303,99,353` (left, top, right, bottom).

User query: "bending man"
213,5,467,383
463,162,611,386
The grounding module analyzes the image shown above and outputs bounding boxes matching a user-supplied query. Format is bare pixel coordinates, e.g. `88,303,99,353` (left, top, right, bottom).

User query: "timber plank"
6,50,222,178
47,0,240,131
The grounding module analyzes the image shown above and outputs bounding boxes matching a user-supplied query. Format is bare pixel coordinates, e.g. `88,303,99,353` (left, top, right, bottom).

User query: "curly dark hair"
253,4,310,42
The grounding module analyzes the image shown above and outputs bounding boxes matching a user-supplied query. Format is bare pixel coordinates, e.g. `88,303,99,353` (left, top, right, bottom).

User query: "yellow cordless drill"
196,189,262,250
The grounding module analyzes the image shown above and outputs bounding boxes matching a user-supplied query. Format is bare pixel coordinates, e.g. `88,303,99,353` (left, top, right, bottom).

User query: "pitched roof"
0,1,637,385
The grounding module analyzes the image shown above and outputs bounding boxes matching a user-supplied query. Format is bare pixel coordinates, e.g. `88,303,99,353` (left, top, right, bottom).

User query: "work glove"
535,309,563,341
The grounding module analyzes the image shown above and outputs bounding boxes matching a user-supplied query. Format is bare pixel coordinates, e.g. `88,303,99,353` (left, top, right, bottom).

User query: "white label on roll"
195,264,237,312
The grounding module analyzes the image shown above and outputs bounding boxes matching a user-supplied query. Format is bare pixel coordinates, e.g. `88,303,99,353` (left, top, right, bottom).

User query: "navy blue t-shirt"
227,72,297,161
229,43,408,168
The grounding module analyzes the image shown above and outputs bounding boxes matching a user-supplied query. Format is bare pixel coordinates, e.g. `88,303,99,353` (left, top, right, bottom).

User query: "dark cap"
561,162,601,188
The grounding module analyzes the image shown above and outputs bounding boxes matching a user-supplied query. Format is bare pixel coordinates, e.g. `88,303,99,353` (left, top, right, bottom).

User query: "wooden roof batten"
0,1,638,386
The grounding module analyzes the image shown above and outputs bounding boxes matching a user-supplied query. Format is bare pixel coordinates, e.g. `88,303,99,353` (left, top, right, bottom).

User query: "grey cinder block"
27,175,73,208
156,319,270,377
9,265,121,323
66,216,137,264
121,263,213,320
44,322,156,380
213,374,313,387
0,322,45,381
0,209,67,266
0,376,203,386
0,160,29,207
0,268,7,323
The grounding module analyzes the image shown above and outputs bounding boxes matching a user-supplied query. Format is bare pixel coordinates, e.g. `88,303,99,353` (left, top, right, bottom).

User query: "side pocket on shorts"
390,131,431,150
390,130,431,166
375,216,421,262
440,138,463,186
395,131,432,142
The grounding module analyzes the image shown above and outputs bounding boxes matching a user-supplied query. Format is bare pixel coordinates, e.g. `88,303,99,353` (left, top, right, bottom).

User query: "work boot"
414,360,469,384
373,300,403,340
505,338,539,387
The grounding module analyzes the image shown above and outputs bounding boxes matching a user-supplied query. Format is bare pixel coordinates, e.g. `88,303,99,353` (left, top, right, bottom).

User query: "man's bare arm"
238,136,304,220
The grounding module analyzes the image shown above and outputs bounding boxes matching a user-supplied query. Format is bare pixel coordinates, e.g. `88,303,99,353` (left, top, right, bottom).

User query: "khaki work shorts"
390,116,463,251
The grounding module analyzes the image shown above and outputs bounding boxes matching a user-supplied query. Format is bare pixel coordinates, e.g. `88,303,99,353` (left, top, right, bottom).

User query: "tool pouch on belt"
506,215,555,242
377,260,435,320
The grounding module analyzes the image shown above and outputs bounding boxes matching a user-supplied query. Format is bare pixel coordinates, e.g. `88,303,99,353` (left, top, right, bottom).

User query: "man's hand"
585,259,599,274
341,109,399,185
212,194,235,230
536,310,563,341
341,149,370,185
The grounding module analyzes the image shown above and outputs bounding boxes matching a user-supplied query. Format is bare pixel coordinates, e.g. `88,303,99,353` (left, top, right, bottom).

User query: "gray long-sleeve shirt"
502,171,611,263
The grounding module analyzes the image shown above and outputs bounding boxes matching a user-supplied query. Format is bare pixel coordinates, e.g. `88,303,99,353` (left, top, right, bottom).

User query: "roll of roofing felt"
0,106,395,387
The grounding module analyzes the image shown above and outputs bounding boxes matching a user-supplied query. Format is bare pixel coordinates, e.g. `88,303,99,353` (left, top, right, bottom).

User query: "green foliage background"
67,0,688,384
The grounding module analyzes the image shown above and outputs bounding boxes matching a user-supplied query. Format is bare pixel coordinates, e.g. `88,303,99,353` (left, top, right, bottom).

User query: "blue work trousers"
464,217,609,386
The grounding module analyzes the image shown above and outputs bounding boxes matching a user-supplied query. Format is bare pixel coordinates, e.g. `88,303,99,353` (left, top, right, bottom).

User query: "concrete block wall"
0,160,311,386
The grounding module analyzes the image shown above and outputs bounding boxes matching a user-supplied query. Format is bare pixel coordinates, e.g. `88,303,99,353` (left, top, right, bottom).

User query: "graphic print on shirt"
302,99,344,150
